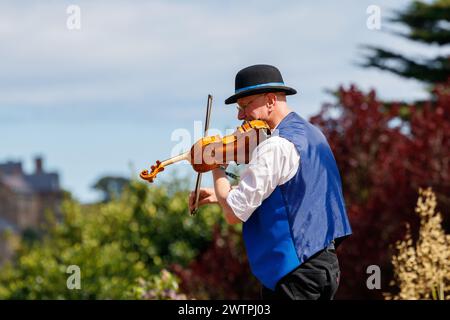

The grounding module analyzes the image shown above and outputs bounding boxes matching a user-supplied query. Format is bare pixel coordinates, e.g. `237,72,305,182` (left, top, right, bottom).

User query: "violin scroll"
140,151,190,183
140,160,164,183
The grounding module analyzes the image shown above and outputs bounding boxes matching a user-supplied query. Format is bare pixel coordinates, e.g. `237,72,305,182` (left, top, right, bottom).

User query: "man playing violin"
189,64,352,300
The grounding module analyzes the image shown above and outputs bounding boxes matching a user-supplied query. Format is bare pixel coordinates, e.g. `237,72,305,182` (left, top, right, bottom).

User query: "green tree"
362,0,450,85
0,177,224,299
92,176,131,202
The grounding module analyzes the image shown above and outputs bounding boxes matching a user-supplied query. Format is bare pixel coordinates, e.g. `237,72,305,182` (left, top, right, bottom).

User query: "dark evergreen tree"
362,0,450,85
92,176,130,202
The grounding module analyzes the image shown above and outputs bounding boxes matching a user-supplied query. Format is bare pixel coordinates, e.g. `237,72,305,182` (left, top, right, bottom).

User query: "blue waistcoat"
242,112,352,290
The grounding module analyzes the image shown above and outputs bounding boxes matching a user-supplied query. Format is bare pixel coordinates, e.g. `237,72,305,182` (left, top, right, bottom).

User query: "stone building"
0,157,62,263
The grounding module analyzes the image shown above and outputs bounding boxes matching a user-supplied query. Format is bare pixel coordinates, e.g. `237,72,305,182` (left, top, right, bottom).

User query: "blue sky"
0,0,439,202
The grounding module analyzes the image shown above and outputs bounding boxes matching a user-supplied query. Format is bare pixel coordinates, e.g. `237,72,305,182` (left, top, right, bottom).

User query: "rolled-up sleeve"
226,136,300,222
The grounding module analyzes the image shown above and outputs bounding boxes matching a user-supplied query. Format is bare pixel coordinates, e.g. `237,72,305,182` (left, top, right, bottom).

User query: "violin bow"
190,94,213,215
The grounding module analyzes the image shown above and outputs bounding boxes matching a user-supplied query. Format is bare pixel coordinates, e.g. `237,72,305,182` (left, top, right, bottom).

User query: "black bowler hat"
224,64,297,105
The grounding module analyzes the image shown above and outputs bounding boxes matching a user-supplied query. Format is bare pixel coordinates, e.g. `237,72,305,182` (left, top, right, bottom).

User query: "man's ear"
266,93,277,108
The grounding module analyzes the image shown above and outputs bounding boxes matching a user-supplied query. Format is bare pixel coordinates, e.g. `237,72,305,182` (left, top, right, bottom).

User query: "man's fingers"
189,191,197,210
189,191,202,210
193,189,210,200
189,189,214,211
198,196,213,206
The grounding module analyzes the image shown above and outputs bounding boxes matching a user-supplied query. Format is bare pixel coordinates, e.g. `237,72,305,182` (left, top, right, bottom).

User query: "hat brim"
224,86,297,105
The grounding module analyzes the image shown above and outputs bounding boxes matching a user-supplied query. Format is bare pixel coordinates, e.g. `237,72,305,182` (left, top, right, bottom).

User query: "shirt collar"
270,111,294,136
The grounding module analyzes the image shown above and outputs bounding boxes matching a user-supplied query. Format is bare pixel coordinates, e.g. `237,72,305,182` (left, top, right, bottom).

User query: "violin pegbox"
140,160,165,183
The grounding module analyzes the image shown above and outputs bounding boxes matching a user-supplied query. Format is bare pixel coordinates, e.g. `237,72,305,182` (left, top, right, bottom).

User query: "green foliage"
126,269,188,300
0,177,224,299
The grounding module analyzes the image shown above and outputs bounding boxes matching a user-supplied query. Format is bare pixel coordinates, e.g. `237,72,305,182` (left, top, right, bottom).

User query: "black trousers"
261,243,340,300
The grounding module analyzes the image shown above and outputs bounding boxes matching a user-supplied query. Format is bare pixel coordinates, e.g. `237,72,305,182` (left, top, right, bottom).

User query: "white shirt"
226,129,300,222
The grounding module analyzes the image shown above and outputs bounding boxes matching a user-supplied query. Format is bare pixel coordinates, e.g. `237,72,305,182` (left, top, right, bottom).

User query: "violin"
140,119,271,183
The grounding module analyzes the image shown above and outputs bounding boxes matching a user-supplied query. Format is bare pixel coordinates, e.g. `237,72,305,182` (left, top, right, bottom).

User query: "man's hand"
189,187,218,212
